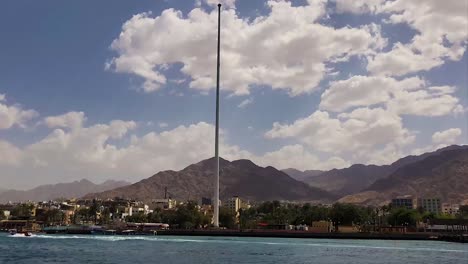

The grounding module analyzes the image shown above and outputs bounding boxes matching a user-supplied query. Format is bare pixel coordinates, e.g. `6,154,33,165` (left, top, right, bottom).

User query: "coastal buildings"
391,197,416,209
152,199,176,210
418,198,442,214
225,196,250,219
442,203,460,216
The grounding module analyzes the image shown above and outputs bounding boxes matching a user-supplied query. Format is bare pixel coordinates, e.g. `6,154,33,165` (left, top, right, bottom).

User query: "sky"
0,0,467,189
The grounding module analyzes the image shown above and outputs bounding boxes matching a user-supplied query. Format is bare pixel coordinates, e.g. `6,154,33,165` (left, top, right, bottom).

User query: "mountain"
281,168,324,182
303,145,468,196
339,148,468,205
0,179,130,203
85,158,336,203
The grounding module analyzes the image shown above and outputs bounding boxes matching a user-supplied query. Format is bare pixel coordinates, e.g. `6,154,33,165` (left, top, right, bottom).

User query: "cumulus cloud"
107,0,385,95
44,111,87,130
432,128,462,145
0,111,255,189
336,0,468,76
265,108,414,164
320,75,463,116
0,95,38,130
253,144,350,171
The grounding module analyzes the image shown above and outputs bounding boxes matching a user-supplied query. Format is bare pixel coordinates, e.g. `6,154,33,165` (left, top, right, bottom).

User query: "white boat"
9,230,34,237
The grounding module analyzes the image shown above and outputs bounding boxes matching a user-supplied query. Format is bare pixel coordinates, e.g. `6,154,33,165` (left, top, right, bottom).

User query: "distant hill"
281,168,323,182
303,145,468,196
85,158,336,203
0,179,130,203
339,148,468,205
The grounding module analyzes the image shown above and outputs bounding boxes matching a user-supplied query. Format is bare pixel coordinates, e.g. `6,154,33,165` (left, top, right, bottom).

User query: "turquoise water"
0,233,467,264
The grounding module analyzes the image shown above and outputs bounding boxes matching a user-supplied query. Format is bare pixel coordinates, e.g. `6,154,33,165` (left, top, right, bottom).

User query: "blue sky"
0,0,467,189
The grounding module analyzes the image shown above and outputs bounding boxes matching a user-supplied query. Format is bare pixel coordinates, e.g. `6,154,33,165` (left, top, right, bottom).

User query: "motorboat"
9,230,34,237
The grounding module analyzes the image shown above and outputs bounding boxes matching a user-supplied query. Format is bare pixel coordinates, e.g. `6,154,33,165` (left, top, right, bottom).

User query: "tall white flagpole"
213,3,221,228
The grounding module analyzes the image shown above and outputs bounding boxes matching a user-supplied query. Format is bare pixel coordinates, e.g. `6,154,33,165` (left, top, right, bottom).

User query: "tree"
11,204,34,220
126,212,147,223
458,205,468,219
387,208,421,226
219,207,236,229
0,210,5,220
329,203,363,231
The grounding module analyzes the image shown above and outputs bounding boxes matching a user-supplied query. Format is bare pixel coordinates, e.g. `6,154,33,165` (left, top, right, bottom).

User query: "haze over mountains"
84,158,336,203
1,145,466,205
0,179,130,203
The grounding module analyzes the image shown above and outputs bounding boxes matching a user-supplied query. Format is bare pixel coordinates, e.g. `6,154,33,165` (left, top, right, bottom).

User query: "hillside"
281,168,323,182
0,179,130,203
303,145,468,196
339,148,468,205
85,158,336,203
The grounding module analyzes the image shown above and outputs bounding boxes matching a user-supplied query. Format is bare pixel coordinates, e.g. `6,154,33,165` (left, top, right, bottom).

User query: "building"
441,203,459,216
310,221,333,233
391,197,415,209
418,198,442,214
152,199,176,210
225,196,242,218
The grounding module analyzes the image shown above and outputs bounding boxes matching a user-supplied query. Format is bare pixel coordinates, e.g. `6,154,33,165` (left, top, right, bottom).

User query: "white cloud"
0,140,22,166
0,111,254,189
320,75,463,116
253,144,349,171
265,108,414,164
337,0,468,76
44,111,86,130
237,97,253,108
0,96,38,130
432,128,462,145
108,1,385,96
412,128,463,155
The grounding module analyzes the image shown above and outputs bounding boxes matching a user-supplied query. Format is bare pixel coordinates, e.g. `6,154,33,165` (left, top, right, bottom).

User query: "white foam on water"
9,234,36,238
32,235,468,253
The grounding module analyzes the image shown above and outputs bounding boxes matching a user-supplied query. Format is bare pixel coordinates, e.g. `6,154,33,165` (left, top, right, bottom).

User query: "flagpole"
213,3,221,228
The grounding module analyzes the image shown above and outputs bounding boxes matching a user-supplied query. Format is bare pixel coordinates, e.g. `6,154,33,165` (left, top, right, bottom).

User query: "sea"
0,233,467,264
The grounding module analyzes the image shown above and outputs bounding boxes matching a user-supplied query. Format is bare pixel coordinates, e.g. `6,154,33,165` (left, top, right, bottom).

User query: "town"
1,195,467,240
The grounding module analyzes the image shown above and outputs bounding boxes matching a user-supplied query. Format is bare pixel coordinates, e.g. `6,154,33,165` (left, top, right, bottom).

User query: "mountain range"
281,168,323,182
0,179,130,203
286,145,468,197
339,147,468,205
84,158,336,203
1,145,466,205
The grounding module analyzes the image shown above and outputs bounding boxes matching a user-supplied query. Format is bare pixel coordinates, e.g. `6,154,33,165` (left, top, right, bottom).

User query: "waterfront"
1,233,467,264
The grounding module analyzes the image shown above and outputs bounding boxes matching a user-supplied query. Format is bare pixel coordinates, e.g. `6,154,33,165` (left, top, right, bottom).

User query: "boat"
8,230,34,237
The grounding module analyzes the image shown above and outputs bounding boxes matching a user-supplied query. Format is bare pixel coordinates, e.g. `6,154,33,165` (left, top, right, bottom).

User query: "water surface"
0,233,467,264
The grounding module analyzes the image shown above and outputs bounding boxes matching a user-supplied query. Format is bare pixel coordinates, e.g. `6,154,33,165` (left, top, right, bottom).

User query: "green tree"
0,210,5,220
329,203,363,231
126,212,148,223
219,207,236,229
387,208,421,226
11,204,34,220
